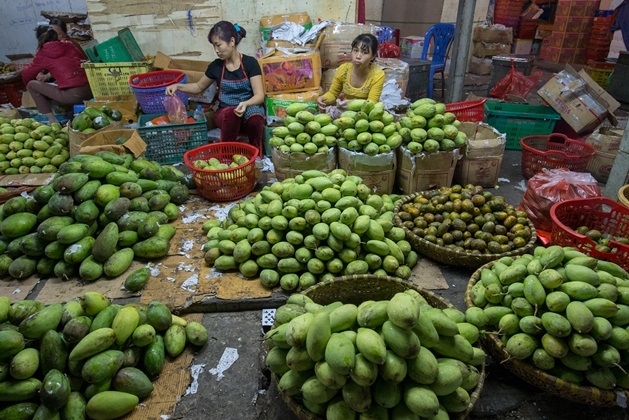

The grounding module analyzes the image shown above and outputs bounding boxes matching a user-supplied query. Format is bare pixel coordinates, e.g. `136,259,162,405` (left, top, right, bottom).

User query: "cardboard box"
396,147,459,194
400,36,425,59
338,148,396,194
454,122,506,188
265,89,322,125
376,58,410,98
321,69,335,93
320,23,379,68
585,127,623,183
153,52,216,103
538,65,620,134
67,121,122,157
259,47,322,94
512,39,533,55
84,95,139,124
272,147,336,181
472,41,512,58
472,25,514,44
79,129,147,157
259,12,312,44
468,56,493,76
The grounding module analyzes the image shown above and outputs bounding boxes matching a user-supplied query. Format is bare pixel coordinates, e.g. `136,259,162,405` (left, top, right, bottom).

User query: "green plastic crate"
484,102,561,150
137,112,207,165
92,28,144,63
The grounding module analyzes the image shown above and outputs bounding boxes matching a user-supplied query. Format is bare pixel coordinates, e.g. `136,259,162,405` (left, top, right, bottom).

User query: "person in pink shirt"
22,27,92,123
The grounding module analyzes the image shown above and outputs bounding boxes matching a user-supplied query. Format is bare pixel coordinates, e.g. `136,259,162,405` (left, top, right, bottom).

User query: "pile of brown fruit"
397,184,534,255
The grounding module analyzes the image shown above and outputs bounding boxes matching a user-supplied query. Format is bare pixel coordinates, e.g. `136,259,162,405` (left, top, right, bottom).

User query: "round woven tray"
465,261,629,406
394,192,538,269
273,274,486,420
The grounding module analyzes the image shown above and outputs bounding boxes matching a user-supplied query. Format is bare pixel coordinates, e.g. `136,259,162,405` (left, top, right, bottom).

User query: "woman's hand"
36,71,52,82
165,84,179,96
234,102,247,117
317,96,328,111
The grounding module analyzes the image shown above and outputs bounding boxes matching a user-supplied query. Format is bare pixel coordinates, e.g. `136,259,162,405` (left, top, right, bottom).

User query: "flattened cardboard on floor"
0,276,40,303
0,173,55,187
126,313,202,420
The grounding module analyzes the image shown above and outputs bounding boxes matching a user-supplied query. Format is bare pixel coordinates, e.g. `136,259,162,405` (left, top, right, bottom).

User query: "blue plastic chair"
420,23,456,99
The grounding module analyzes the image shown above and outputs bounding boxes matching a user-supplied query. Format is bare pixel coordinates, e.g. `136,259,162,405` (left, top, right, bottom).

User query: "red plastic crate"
520,133,595,179
0,80,26,107
550,197,629,271
445,98,486,122
184,142,259,202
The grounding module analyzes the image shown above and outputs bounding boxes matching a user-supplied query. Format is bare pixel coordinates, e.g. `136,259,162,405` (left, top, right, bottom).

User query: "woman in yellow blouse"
317,33,385,111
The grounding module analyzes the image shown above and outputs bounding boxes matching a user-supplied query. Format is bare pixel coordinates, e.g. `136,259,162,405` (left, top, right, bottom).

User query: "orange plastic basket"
550,197,629,271
184,142,259,202
445,98,486,122
520,133,595,179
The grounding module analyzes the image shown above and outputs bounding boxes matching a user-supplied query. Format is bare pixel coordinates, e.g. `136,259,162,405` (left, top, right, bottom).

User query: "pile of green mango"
399,98,467,154
0,152,191,283
269,100,409,157
71,106,123,134
0,117,69,175
0,291,208,419
266,289,485,418
202,169,418,292
269,103,338,155
466,245,629,391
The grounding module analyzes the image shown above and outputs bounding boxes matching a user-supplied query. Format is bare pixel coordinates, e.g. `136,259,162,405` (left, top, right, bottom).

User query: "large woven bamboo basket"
394,192,537,269
273,274,486,420
465,261,629,406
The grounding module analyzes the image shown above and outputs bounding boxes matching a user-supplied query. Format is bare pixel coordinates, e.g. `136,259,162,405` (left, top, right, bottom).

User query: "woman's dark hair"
208,21,246,45
35,25,50,40
37,28,59,49
351,33,379,58
49,18,68,34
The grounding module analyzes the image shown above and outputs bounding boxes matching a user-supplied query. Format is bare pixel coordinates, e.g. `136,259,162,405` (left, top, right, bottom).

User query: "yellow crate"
82,61,152,97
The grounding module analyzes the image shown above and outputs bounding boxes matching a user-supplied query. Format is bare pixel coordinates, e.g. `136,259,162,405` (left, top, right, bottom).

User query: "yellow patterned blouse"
321,62,385,105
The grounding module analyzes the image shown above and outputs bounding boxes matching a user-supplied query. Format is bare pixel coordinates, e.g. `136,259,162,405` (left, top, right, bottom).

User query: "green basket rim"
485,102,561,120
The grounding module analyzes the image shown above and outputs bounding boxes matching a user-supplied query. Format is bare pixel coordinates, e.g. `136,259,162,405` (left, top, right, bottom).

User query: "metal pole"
447,0,477,103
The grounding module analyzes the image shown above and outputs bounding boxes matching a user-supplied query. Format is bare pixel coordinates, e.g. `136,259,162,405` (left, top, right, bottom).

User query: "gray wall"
0,0,88,61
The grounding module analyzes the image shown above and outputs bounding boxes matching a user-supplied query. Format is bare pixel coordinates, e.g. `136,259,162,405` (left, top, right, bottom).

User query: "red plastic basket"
445,98,486,122
550,197,629,271
184,142,259,202
0,79,26,107
519,133,595,179
129,70,188,114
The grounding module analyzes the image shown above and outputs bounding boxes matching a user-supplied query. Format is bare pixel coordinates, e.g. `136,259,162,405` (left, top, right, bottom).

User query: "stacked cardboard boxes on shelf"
540,0,600,64
468,25,513,76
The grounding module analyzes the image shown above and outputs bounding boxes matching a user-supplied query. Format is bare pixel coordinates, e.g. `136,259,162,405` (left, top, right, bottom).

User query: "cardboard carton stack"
468,25,513,76
539,0,600,64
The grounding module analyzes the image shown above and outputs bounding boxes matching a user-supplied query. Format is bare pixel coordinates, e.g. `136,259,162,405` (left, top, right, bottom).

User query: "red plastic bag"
519,168,601,233
163,95,187,124
489,61,542,99
378,42,401,58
